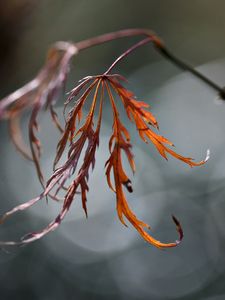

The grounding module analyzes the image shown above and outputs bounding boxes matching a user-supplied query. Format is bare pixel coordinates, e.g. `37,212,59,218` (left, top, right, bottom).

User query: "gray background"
1,1,225,299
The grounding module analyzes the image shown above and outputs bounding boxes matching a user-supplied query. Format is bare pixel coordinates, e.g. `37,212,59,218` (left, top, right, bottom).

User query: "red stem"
72,28,225,98
104,37,152,75
74,28,162,51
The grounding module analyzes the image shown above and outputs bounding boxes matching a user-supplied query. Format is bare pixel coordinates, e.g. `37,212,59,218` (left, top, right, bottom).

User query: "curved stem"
104,37,152,75
75,28,157,51
72,28,225,99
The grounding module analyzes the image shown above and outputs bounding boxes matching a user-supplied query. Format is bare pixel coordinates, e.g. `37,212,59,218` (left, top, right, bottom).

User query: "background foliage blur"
1,1,225,299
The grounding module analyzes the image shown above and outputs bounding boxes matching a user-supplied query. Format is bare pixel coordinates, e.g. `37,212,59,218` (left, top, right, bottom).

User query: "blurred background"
1,0,225,299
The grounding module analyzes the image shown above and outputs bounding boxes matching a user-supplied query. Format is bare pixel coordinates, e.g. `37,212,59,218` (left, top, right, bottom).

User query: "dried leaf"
0,73,208,248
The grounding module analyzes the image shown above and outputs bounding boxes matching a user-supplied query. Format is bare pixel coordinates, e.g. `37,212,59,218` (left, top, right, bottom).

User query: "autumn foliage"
0,30,209,247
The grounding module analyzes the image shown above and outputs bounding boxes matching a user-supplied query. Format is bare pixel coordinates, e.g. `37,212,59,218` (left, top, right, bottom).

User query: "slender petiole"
104,37,152,75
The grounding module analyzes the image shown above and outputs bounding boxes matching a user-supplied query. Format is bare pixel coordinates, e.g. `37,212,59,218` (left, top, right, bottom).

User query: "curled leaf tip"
205,149,210,162
123,179,133,193
172,214,184,242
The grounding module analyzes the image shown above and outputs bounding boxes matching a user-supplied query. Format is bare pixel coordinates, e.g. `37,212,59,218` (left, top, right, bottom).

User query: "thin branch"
71,28,225,99
156,46,225,99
